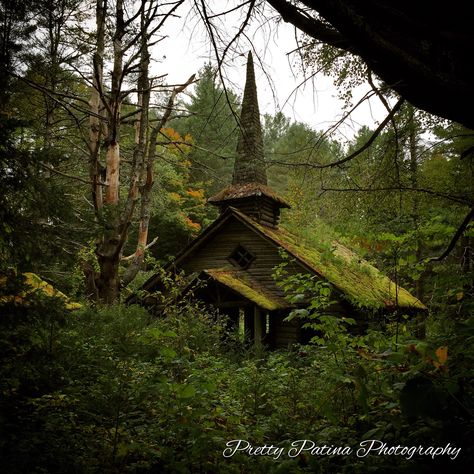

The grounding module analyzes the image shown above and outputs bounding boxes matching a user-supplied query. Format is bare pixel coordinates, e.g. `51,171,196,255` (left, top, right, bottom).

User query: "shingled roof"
208,182,290,208
230,209,426,310
136,207,426,311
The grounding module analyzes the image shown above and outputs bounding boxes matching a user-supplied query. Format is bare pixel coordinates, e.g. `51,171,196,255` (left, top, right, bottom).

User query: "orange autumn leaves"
160,128,205,235
405,343,449,371
161,127,193,158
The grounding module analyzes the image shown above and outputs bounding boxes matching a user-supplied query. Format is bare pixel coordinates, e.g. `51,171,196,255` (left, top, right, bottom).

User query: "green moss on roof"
0,272,81,310
231,209,426,311
203,269,289,311
208,182,290,208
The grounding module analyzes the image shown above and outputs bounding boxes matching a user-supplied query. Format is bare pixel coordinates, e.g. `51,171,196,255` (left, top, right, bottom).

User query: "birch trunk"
95,0,125,303
89,0,105,213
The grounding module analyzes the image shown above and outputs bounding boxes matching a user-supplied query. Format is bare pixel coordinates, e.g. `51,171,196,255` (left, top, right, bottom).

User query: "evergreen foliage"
173,63,240,197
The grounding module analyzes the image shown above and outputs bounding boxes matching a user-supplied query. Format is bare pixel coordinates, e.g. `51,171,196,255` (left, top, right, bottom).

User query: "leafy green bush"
0,284,472,473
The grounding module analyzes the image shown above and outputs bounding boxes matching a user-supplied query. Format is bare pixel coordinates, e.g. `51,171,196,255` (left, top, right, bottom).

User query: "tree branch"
121,236,159,262
427,208,474,262
270,97,404,169
319,185,472,207
266,0,353,51
38,162,99,185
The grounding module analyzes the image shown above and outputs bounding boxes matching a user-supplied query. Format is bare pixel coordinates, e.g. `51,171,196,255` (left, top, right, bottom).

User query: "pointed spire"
232,51,267,185
208,51,290,226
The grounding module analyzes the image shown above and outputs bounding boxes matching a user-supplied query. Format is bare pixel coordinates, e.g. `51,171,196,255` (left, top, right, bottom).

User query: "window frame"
228,244,256,269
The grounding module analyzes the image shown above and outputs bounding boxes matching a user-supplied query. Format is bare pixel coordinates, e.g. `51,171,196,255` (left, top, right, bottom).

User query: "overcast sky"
155,1,387,141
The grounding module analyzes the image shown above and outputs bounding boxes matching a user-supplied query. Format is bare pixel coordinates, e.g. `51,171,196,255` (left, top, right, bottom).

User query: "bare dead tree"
86,0,194,303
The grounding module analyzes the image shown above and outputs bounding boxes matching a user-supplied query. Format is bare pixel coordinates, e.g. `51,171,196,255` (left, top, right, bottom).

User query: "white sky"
155,1,387,141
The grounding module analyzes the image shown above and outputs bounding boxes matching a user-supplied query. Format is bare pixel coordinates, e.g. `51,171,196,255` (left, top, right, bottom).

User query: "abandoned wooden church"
133,52,426,348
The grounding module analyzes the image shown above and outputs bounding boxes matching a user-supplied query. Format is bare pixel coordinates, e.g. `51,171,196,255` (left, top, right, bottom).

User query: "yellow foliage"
186,188,205,200
434,346,448,369
0,272,81,310
169,192,182,203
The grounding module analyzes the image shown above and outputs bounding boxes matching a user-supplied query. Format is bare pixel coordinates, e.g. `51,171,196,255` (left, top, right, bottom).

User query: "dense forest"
1,1,473,473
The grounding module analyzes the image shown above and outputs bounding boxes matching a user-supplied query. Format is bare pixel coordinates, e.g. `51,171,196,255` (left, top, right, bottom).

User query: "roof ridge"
229,208,426,310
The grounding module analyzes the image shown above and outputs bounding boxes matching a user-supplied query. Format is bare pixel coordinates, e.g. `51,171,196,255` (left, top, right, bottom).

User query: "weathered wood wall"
268,311,300,348
179,218,299,302
217,197,281,227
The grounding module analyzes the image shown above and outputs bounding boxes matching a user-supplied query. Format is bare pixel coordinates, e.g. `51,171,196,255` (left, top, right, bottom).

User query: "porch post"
254,306,264,346
244,306,255,340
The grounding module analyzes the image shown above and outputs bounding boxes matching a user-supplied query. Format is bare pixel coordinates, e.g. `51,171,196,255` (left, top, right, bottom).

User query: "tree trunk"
94,0,125,303
105,141,120,204
97,253,121,304
88,0,190,302
122,69,195,286
89,0,105,213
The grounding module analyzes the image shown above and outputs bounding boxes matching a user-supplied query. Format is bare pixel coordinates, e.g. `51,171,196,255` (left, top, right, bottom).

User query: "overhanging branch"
266,0,353,52
427,208,474,262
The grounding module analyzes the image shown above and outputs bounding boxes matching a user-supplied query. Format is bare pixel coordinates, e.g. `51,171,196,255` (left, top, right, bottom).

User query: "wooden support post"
244,306,254,341
254,306,264,346
266,311,273,348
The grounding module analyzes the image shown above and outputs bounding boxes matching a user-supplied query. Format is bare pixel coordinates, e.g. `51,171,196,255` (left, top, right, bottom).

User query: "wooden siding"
268,311,300,348
217,197,281,228
179,218,302,302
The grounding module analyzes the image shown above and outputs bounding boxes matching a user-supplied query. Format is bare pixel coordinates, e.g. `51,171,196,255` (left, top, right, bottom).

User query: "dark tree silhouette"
266,0,474,130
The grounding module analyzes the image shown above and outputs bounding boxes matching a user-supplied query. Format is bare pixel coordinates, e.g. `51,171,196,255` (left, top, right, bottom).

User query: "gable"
231,209,427,311
177,216,296,303
135,208,304,304
136,207,426,311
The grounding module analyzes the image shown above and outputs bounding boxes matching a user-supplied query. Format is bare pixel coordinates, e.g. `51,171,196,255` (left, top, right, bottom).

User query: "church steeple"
233,51,267,186
208,52,290,227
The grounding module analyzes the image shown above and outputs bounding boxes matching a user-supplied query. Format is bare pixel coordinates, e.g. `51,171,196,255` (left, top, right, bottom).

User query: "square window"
229,244,255,269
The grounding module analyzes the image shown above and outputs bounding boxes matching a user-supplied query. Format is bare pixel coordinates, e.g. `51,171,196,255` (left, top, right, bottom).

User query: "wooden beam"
215,300,250,308
254,306,265,347
244,306,255,341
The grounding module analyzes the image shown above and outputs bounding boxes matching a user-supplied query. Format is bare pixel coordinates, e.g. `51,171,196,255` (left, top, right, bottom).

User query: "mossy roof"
135,207,426,311
0,272,81,310
231,209,427,311
202,269,289,311
208,182,290,208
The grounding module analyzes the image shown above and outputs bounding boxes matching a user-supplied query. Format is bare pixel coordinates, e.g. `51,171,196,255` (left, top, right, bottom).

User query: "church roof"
195,269,289,311
231,209,426,310
208,182,290,208
135,207,426,311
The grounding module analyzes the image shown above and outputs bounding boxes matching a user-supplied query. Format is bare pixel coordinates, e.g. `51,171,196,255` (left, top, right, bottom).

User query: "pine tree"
174,63,240,196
